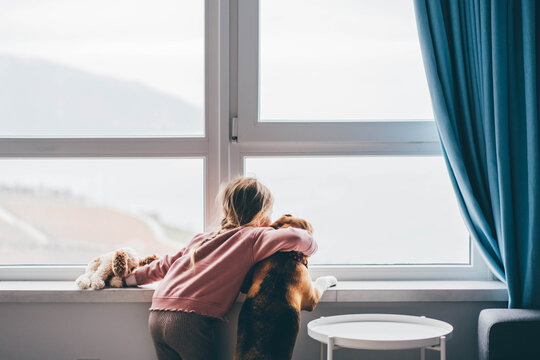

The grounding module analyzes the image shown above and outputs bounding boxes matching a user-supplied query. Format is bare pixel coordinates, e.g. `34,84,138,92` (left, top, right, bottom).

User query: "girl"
125,177,318,360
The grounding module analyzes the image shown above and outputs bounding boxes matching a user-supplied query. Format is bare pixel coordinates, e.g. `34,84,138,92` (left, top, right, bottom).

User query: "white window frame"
232,0,491,280
0,0,491,281
0,0,231,281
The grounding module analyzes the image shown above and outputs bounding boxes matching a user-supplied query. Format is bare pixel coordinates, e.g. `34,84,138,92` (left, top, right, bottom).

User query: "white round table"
308,314,453,360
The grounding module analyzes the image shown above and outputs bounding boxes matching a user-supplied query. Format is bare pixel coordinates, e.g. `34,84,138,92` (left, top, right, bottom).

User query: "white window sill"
0,280,508,303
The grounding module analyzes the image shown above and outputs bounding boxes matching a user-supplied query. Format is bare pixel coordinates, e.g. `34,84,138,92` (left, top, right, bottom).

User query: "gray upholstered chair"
478,309,540,360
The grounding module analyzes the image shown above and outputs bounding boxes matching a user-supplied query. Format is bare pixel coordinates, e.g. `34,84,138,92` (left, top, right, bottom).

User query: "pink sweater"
131,226,317,320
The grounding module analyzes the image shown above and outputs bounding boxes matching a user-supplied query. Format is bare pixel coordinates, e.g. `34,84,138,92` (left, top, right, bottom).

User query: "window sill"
0,280,508,303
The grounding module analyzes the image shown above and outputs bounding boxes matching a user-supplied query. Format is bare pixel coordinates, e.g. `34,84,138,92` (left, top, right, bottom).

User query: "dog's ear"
299,219,314,234
270,214,294,229
112,250,129,277
139,254,159,267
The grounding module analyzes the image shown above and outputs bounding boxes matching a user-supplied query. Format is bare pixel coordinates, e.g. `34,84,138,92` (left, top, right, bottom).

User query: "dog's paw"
315,276,338,291
109,276,124,288
326,275,338,288
90,278,105,290
75,275,91,290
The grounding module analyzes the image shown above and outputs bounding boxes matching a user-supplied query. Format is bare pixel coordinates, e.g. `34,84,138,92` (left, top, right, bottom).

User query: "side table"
308,314,453,360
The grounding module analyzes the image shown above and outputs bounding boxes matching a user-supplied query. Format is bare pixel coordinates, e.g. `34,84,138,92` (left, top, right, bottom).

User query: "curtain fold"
414,0,540,308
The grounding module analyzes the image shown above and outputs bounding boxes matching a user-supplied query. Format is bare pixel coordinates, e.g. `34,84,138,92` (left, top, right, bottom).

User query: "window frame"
236,0,438,143
0,0,231,281
233,0,491,280
231,143,491,281
0,0,492,281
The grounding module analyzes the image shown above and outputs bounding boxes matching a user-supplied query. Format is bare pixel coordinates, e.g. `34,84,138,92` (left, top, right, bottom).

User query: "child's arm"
127,248,187,286
251,227,317,263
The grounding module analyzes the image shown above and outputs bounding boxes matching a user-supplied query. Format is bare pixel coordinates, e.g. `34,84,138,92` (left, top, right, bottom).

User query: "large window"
235,0,485,279
0,0,213,279
0,0,488,280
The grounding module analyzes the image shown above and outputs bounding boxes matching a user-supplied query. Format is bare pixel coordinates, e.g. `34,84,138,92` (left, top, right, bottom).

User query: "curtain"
414,0,540,308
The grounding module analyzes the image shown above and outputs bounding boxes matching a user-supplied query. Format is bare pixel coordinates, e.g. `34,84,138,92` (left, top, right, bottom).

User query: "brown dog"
235,214,337,360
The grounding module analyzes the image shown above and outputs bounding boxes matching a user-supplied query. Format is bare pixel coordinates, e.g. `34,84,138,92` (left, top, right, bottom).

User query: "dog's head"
112,248,139,277
270,214,313,233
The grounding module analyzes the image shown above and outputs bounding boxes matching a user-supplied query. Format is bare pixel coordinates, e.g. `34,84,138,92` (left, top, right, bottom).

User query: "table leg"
327,337,334,360
440,336,446,360
420,347,425,360
320,342,324,360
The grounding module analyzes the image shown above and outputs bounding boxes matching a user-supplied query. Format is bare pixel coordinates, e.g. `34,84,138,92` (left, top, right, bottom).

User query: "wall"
0,300,507,360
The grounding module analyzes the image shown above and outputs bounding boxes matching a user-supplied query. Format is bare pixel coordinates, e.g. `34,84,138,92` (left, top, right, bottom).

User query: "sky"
260,0,434,120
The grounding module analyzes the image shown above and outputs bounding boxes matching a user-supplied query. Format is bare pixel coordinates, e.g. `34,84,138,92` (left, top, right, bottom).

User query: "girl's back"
127,177,319,360
133,226,316,320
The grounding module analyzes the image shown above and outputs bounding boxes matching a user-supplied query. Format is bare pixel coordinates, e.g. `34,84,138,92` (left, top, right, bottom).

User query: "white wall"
0,300,506,360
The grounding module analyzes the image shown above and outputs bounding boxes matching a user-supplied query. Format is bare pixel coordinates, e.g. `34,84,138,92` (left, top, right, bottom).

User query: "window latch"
230,117,238,142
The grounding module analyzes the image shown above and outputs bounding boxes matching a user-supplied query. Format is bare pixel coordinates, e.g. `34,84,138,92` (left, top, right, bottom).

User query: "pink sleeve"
132,232,210,285
133,248,186,285
252,227,317,263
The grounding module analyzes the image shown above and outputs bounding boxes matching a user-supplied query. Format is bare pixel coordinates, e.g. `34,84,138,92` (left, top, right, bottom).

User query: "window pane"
259,0,433,121
0,0,204,137
245,157,468,265
0,158,203,264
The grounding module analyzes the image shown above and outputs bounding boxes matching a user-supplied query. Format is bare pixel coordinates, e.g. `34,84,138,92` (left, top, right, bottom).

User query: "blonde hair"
189,177,274,267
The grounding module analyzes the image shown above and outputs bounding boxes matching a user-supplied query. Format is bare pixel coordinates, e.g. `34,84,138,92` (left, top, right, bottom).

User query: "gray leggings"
149,310,219,360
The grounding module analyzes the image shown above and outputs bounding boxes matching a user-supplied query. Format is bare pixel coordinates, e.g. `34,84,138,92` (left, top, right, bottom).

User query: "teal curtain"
414,0,540,308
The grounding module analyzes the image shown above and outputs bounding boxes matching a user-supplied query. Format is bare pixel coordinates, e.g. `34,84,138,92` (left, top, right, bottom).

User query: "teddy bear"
75,247,159,290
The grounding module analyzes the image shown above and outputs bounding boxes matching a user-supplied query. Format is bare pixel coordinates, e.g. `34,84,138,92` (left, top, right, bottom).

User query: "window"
235,0,487,279
259,0,432,121
1,0,488,281
245,156,468,265
0,0,219,280
0,0,204,137
0,158,204,265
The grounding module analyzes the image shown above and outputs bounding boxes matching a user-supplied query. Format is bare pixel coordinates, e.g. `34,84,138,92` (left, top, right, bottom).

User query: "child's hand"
124,273,138,287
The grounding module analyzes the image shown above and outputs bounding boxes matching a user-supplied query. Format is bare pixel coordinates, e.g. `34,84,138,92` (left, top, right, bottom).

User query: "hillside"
0,55,203,136
0,186,193,264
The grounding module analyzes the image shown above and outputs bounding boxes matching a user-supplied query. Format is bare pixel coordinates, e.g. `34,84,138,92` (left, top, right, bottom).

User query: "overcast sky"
261,0,433,120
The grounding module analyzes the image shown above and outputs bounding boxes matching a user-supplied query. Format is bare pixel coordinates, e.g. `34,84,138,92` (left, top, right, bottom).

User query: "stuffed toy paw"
75,248,159,290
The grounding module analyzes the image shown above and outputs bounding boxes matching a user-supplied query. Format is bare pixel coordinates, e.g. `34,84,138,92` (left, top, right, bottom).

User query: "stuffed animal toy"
75,248,159,290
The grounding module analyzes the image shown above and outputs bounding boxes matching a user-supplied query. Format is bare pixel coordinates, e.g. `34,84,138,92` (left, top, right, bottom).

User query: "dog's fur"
75,248,159,290
235,215,337,360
